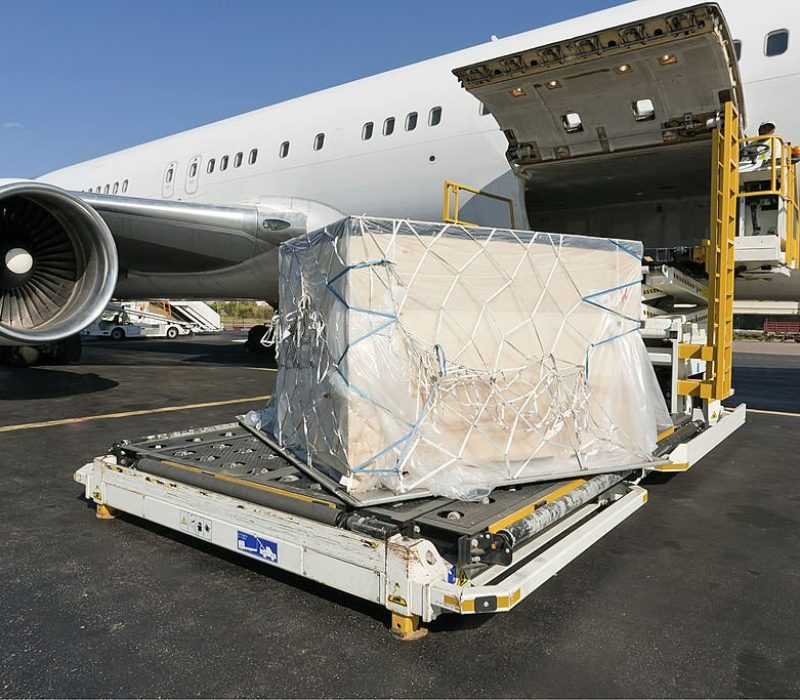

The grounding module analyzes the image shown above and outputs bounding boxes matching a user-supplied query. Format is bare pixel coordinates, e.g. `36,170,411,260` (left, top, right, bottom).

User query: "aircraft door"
162,161,177,199
185,155,202,195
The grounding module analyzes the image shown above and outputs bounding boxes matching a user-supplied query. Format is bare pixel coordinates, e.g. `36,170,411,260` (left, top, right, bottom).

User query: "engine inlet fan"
0,182,118,346
1,196,81,329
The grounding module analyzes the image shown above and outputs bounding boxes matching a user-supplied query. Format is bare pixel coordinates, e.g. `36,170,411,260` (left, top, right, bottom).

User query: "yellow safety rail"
785,158,800,269
738,135,791,199
150,300,174,318
443,180,516,228
738,134,800,269
678,101,739,403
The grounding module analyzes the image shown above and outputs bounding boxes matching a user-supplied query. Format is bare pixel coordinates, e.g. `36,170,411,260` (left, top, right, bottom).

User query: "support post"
95,503,118,520
678,101,738,405
390,612,428,641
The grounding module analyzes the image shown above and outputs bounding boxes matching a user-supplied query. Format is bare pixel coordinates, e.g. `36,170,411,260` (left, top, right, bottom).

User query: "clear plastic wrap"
263,217,670,500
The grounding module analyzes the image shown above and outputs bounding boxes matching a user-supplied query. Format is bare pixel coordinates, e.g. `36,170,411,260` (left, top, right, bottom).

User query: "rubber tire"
110,327,126,341
166,326,179,339
5,345,40,367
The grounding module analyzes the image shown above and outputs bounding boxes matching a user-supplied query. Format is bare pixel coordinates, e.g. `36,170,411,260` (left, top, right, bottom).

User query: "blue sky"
1,0,621,177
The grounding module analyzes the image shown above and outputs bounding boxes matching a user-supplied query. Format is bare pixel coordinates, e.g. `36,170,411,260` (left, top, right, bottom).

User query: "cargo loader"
75,9,799,638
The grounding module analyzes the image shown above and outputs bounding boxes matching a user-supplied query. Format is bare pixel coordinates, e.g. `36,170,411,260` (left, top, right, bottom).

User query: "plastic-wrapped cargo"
263,217,670,500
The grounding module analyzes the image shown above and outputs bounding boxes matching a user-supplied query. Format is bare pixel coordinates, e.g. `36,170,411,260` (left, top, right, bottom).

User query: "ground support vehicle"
763,319,800,341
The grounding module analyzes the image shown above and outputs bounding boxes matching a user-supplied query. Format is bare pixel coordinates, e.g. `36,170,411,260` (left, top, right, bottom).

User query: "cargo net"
261,217,669,500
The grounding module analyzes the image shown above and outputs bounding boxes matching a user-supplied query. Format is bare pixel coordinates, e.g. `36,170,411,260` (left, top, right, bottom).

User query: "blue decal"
237,530,279,564
447,566,456,584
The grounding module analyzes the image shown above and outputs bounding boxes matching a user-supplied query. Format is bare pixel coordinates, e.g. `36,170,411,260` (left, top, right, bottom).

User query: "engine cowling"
0,181,118,346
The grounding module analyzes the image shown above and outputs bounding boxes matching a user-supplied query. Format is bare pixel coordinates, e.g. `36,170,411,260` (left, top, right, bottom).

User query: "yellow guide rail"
678,101,739,403
442,180,516,228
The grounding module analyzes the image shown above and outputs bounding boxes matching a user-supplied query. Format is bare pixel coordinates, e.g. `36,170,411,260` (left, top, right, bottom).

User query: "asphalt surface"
1,334,799,698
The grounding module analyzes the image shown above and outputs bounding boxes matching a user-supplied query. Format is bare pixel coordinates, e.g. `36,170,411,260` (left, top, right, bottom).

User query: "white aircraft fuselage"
1,0,798,349
39,0,799,223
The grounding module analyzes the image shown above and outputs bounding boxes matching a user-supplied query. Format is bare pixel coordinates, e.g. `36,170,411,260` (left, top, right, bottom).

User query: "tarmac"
1,334,799,698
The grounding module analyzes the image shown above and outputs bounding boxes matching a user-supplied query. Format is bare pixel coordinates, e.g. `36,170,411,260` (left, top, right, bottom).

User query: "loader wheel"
166,326,179,339
110,327,126,341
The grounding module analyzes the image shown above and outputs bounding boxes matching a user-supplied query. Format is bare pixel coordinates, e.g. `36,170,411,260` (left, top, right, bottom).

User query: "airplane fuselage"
38,1,800,221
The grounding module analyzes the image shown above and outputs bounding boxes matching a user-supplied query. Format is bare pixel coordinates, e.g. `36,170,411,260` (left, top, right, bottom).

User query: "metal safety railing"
149,299,175,319
787,163,800,269
442,180,516,228
738,135,791,198
738,134,800,270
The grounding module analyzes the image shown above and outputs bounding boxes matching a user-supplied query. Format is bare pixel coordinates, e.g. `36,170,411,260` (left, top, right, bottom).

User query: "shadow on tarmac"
0,367,119,400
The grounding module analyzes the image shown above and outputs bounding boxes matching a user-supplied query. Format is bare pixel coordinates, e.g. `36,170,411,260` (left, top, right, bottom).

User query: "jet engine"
0,181,118,346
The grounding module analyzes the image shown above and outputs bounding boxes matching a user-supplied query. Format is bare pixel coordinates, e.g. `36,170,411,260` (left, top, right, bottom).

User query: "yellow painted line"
0,395,270,433
747,408,800,418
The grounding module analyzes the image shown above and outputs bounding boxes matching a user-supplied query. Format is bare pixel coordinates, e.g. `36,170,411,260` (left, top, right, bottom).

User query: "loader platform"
78,420,652,638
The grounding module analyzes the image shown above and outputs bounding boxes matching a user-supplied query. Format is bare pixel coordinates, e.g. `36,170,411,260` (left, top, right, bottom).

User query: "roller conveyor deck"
77,421,653,638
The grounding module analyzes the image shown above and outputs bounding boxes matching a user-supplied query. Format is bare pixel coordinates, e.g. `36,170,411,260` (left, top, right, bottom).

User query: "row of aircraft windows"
205,148,259,175
360,106,443,142
733,29,790,60
193,106,449,181
272,106,445,161
87,180,128,194
89,104,485,193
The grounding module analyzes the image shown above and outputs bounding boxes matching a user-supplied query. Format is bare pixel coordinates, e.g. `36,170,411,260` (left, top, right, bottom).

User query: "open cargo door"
453,3,743,247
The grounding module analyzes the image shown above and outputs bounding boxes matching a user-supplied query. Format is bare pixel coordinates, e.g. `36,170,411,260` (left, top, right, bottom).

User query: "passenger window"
362,122,374,140
220,155,229,171
279,141,290,158
313,133,325,151
189,162,198,177
113,182,119,194
479,103,491,117
207,158,215,174
166,167,174,183
122,180,128,193
405,112,418,131
249,148,258,165
234,152,243,168
103,184,110,194
383,117,395,136
765,30,789,56
428,107,442,126
733,40,742,61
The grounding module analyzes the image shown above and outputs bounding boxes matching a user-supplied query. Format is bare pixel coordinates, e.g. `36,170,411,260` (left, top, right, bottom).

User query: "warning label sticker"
179,510,212,541
236,530,279,565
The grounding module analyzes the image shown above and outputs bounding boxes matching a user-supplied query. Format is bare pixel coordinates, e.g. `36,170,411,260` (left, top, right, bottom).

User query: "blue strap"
583,326,641,380
581,280,642,324
609,239,641,260
327,258,391,285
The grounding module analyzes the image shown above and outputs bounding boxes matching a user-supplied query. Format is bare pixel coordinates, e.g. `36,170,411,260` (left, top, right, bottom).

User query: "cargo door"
452,3,744,246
